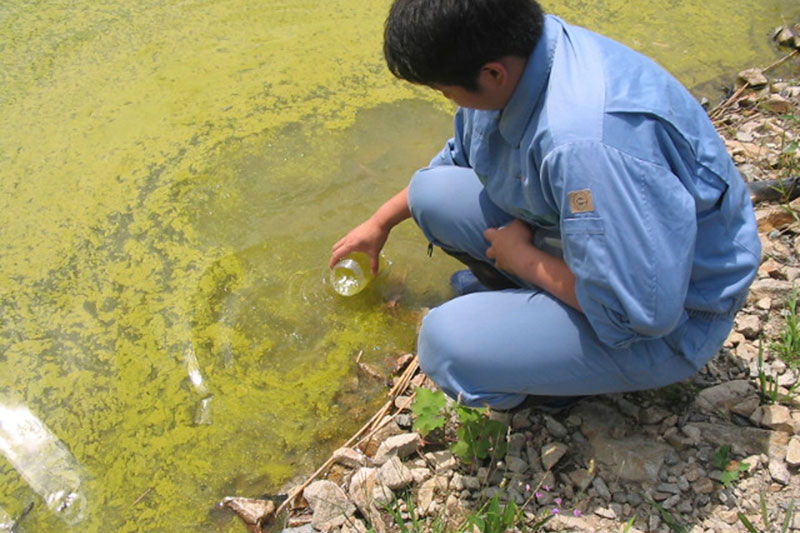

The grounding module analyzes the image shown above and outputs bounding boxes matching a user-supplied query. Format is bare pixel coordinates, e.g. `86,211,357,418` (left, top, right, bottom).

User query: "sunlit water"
1,0,798,530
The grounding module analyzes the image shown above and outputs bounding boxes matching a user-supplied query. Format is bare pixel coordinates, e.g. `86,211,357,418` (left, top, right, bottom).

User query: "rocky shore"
224,29,800,533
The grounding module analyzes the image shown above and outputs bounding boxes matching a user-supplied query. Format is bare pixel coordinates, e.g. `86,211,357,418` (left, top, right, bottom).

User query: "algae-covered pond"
1,0,798,531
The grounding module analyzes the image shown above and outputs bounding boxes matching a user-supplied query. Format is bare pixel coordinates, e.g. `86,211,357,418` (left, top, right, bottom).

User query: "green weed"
450,404,507,464
385,492,447,533
758,340,783,405
411,388,448,436
642,493,689,533
737,490,795,533
411,390,507,463
771,289,800,369
713,445,750,488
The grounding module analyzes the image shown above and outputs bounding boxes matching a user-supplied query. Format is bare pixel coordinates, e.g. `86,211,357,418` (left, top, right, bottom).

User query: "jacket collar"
498,15,560,147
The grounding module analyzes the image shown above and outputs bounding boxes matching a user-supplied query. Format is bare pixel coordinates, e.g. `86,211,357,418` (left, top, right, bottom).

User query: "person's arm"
541,142,696,348
429,108,472,168
484,220,581,311
329,187,411,275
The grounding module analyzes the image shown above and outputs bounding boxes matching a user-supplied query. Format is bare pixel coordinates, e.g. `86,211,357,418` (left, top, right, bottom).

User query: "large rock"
304,480,355,532
748,279,795,302
683,422,789,460
695,380,754,413
750,404,794,433
574,403,670,482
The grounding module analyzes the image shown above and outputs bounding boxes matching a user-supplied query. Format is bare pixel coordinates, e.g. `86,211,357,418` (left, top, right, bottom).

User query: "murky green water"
1,0,797,531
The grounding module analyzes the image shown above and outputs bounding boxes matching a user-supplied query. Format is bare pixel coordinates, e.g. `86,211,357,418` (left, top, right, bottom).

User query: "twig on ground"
709,49,799,121
273,356,420,519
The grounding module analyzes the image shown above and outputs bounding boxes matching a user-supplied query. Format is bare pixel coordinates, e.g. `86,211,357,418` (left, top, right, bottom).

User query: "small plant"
771,289,800,369
385,491,447,533
465,492,555,533
450,404,507,463
737,490,795,533
411,388,448,436
411,389,507,463
713,445,750,488
622,515,638,533
465,492,522,532
642,493,689,533
758,341,782,405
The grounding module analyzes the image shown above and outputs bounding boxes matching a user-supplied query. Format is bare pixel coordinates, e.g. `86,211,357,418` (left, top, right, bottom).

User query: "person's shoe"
498,395,588,414
449,270,491,296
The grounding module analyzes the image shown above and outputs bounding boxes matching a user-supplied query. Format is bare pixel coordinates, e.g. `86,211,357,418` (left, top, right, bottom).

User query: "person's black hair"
384,0,544,91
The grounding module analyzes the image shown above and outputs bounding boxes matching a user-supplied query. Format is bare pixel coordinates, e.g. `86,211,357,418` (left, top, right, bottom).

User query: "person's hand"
484,219,535,276
330,218,389,275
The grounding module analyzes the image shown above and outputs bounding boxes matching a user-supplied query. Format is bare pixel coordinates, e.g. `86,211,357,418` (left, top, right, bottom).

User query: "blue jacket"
430,15,761,358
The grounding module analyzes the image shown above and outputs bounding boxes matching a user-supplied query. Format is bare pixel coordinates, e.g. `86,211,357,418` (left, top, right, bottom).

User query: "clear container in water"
0,404,87,526
329,251,381,296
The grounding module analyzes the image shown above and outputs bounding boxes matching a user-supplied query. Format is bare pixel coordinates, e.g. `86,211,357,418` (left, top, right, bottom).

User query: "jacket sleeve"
428,108,472,168
540,141,697,348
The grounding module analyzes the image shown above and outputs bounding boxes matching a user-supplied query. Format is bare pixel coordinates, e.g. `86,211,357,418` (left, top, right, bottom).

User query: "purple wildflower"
543,485,552,492
535,492,543,500
551,508,560,515
554,497,563,506
573,509,582,517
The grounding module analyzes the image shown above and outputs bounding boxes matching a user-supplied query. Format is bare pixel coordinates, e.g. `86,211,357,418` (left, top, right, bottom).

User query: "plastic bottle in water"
0,404,87,525
329,251,381,296
0,504,13,532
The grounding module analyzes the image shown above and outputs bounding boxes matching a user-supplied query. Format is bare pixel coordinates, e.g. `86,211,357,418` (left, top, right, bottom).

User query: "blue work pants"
408,165,730,410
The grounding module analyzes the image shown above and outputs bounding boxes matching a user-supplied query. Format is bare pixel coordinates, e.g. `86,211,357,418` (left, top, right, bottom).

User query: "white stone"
737,68,768,87
424,450,457,472
594,506,617,519
768,459,791,485
332,447,371,468
348,468,393,508
377,456,413,490
373,433,421,465
304,480,355,531
409,467,431,484
755,404,794,433
417,476,448,515
786,436,800,466
735,314,762,339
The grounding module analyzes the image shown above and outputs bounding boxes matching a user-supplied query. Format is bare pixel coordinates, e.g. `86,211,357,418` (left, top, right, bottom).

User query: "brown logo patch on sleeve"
568,189,594,214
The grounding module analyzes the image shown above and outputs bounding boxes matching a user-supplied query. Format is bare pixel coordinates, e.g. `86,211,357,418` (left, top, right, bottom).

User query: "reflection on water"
1,0,798,530
0,404,87,526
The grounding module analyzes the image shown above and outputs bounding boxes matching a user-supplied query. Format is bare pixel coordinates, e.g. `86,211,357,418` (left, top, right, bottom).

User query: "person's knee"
416,306,459,386
408,166,476,248
408,167,453,225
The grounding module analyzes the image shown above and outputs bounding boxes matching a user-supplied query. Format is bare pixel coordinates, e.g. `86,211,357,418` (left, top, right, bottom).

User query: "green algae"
1,0,798,531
